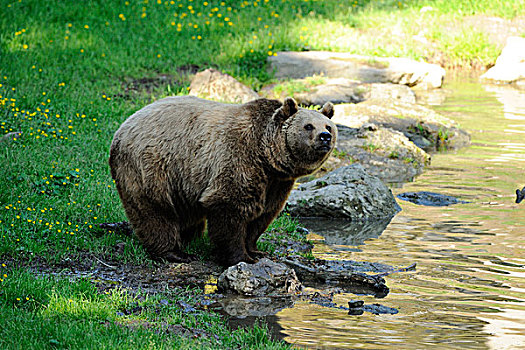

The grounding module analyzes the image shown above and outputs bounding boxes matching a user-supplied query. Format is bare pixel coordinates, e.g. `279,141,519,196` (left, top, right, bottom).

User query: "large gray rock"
333,99,470,151
218,258,301,296
287,164,401,219
481,36,525,85
269,51,445,89
189,68,259,103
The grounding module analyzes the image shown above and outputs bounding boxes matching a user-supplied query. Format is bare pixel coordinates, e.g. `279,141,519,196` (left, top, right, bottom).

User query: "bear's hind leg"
180,219,206,245
120,193,187,262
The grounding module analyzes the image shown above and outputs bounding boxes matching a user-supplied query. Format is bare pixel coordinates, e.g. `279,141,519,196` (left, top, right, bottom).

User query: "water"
276,78,525,349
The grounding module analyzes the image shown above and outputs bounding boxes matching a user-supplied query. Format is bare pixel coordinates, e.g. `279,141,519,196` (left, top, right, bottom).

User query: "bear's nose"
319,132,332,143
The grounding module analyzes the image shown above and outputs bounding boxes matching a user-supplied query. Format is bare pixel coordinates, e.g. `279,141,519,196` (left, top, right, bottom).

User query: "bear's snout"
319,132,332,144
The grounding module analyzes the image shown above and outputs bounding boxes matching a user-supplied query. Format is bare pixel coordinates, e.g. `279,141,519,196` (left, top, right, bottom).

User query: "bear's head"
271,97,337,178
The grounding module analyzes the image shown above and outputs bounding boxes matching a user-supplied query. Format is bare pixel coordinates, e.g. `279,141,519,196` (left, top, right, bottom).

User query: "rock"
367,83,417,104
269,51,445,89
414,88,448,105
294,80,416,106
262,78,416,107
327,125,430,184
481,36,525,85
345,300,398,315
350,303,399,315
348,300,365,308
283,257,391,297
218,258,302,296
189,68,259,103
333,99,470,151
397,191,469,206
293,78,363,105
516,187,525,204
286,164,401,219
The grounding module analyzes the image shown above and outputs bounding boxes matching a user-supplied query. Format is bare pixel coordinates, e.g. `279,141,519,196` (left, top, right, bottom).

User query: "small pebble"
348,300,364,308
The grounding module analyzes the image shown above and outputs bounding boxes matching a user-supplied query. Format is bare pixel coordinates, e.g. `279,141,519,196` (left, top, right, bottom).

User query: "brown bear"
109,96,336,266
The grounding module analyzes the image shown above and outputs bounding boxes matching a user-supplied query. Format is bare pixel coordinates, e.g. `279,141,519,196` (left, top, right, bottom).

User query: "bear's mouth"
317,144,332,153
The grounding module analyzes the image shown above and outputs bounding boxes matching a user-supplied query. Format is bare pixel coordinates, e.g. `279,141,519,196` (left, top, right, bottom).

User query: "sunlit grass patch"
0,269,287,349
433,27,500,67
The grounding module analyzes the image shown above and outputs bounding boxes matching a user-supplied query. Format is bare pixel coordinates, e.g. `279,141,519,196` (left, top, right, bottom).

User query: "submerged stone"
397,191,469,206
360,303,398,315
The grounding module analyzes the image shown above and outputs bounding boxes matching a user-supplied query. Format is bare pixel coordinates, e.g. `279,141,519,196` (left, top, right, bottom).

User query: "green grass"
1,0,524,347
0,269,287,349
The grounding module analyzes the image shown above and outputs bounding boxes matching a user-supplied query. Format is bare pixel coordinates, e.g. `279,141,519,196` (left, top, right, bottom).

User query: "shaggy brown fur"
109,96,336,266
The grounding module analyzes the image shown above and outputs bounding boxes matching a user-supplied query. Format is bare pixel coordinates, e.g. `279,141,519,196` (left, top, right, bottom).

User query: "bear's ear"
320,102,334,119
274,97,298,123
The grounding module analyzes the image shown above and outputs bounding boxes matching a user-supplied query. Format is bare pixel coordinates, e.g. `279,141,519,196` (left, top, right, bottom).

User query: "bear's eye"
304,124,314,131
326,125,332,132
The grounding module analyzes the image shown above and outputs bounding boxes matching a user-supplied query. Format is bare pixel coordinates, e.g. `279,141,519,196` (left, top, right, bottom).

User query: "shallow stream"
274,77,525,349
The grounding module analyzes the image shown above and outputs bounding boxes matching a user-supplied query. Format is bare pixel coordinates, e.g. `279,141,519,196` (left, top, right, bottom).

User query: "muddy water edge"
272,76,525,349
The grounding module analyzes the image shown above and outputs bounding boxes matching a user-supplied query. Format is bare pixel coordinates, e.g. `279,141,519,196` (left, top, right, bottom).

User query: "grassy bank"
1,0,524,348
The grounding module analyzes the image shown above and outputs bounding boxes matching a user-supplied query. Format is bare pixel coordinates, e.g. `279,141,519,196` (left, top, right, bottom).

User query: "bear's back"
110,96,274,207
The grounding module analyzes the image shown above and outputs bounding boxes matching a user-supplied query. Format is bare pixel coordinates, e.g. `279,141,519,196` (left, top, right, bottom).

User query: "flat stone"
397,191,469,206
269,51,445,89
294,78,363,105
294,80,416,106
189,68,259,103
